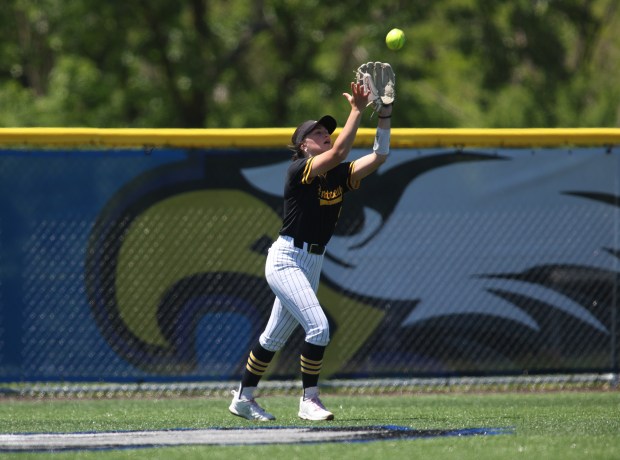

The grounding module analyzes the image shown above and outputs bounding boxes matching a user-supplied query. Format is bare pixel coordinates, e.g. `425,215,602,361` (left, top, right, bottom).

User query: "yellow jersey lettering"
319,185,343,206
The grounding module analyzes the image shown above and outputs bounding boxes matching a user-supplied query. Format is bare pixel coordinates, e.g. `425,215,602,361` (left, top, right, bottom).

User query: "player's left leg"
263,289,333,420
264,248,334,420
298,340,334,421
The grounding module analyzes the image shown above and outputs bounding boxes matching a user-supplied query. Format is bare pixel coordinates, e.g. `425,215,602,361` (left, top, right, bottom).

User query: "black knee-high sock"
241,343,275,389
300,341,326,389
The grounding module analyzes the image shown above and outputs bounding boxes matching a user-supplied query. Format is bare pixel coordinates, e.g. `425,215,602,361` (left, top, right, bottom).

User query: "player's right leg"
229,341,277,421
266,269,334,420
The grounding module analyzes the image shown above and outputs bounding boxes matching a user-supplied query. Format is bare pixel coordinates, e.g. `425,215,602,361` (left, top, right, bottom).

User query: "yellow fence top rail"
0,127,619,148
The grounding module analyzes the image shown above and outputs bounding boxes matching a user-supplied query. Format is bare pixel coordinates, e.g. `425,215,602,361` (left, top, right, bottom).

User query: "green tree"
1,0,618,128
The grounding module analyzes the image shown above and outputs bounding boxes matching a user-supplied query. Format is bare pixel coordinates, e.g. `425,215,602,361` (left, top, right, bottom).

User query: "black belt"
293,238,326,255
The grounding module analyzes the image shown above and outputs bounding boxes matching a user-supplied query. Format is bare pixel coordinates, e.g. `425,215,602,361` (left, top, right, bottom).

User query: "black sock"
300,341,326,389
240,343,275,389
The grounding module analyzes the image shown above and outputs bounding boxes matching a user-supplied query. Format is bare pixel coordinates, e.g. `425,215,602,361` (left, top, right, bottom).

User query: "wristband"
378,115,392,119
373,127,391,155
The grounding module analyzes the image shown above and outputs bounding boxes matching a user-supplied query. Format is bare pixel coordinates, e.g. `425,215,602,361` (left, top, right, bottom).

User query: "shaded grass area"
0,391,618,459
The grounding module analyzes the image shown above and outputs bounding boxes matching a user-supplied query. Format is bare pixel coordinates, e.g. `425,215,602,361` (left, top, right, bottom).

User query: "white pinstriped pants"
259,235,330,351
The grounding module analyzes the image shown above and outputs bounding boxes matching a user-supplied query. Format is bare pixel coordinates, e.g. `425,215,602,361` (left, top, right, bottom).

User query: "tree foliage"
1,0,619,128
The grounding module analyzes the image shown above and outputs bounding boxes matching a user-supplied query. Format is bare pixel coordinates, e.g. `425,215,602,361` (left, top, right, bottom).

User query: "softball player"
230,81,392,421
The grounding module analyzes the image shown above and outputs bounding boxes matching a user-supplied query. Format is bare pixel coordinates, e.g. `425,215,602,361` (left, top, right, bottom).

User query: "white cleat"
229,390,276,421
298,396,334,421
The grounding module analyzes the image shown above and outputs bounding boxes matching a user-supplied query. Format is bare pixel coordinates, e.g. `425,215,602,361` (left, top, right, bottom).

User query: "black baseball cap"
291,115,337,146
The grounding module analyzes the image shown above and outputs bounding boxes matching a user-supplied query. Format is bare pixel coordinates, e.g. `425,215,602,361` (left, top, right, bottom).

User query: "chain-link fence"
0,143,618,394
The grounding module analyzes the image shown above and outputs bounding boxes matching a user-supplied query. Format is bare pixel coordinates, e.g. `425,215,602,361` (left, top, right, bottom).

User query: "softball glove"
355,61,396,111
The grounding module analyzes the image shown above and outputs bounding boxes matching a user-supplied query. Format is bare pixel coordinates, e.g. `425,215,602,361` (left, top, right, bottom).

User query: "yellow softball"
386,28,406,51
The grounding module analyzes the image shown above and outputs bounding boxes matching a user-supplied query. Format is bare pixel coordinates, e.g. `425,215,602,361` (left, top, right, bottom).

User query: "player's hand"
343,82,370,112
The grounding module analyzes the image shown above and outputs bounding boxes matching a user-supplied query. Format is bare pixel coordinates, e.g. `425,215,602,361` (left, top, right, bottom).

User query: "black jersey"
279,156,360,246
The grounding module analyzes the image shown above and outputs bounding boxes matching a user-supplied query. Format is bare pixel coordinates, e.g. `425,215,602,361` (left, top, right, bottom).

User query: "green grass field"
1,390,619,459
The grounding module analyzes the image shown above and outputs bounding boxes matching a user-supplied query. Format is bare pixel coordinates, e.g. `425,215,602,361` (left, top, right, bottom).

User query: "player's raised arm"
350,103,392,182
307,82,370,177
